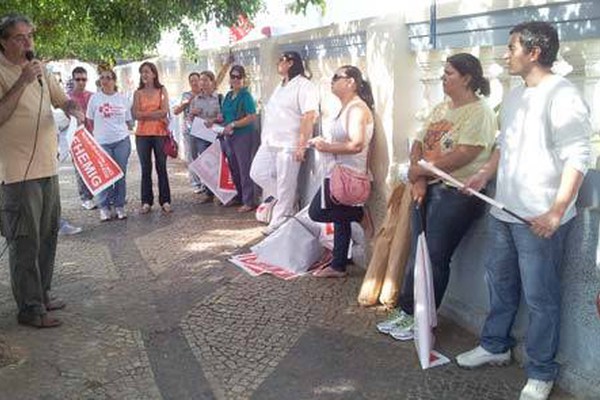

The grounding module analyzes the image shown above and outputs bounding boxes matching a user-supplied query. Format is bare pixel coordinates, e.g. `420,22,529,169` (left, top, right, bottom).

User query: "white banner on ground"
188,140,237,204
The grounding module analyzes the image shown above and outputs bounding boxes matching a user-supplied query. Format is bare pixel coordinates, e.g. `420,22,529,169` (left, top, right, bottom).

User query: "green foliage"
0,0,325,64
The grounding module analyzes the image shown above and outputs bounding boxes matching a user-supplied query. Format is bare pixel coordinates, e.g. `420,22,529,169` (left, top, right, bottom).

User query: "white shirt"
492,74,591,224
261,75,319,150
86,91,132,145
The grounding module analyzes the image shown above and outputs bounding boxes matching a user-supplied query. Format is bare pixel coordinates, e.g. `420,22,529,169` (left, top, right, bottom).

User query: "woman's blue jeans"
397,183,485,314
98,137,131,209
480,216,572,381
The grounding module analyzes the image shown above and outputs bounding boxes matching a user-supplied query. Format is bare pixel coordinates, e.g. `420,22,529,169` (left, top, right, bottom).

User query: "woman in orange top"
132,62,172,213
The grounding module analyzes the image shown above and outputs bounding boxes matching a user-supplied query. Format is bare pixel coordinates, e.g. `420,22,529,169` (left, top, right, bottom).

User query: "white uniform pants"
250,145,301,229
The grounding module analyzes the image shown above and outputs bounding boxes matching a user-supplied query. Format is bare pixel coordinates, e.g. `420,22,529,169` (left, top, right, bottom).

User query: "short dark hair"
229,64,246,78
446,53,490,97
0,13,33,52
199,70,215,82
188,72,200,80
510,21,559,68
72,66,87,78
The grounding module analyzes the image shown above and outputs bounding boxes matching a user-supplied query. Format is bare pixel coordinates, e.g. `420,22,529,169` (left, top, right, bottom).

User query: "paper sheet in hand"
190,118,218,142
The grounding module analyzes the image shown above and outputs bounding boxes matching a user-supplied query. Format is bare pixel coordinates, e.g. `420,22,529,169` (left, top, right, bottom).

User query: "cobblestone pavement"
0,156,577,400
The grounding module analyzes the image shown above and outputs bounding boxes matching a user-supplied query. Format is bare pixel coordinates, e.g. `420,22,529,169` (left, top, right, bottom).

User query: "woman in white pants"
250,51,319,234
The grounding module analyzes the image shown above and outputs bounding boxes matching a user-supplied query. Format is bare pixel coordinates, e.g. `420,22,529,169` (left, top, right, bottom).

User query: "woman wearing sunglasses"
307,65,374,278
86,68,133,221
250,51,319,234
220,65,258,212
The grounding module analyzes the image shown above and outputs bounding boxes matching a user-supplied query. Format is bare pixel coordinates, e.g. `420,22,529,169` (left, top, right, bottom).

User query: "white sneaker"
376,309,406,334
58,222,82,236
456,345,511,368
115,207,127,220
519,379,554,400
99,208,111,222
81,200,96,210
388,313,415,341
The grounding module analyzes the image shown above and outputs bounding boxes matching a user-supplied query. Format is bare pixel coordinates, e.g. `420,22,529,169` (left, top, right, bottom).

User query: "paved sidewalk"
0,156,576,400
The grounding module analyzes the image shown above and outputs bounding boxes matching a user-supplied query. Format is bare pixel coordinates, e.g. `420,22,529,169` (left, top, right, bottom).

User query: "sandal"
313,266,348,278
236,205,255,213
161,203,173,213
46,298,66,311
17,314,62,329
140,204,152,214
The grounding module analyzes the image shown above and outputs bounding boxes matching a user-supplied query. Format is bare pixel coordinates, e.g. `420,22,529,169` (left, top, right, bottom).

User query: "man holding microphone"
0,13,84,328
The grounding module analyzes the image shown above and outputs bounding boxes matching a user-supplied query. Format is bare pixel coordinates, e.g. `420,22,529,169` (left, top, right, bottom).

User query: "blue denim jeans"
480,216,572,381
98,137,131,209
398,183,485,314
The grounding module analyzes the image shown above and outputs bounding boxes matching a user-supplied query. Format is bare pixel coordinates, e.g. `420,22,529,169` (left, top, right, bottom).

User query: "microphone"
24,50,43,87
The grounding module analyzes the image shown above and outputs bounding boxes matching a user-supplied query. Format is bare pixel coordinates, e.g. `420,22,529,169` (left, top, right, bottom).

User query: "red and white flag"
229,14,254,42
188,140,238,205
69,126,124,196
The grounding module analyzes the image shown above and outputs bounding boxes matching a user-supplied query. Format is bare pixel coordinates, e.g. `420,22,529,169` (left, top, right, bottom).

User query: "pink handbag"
329,164,370,206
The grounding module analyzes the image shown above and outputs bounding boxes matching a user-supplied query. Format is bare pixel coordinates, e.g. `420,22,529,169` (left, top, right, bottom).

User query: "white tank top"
323,98,374,176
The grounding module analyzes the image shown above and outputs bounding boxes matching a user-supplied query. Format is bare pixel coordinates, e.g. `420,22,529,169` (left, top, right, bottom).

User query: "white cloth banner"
413,231,441,369
188,140,237,204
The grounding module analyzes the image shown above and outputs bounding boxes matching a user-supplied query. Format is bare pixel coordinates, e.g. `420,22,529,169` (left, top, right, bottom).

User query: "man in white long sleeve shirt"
455,21,591,400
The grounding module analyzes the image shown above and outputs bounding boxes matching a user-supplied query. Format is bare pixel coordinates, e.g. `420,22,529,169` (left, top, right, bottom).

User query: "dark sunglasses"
230,74,242,80
331,74,348,82
74,78,87,82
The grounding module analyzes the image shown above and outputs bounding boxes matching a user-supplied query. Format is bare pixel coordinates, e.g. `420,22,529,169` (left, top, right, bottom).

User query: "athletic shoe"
81,200,96,210
115,207,127,220
162,203,172,213
376,309,406,334
455,345,511,368
193,187,203,194
388,313,415,341
58,221,82,236
519,379,554,400
99,208,111,222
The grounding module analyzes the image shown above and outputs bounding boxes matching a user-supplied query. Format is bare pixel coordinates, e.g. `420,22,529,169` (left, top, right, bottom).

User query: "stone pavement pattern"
0,156,576,399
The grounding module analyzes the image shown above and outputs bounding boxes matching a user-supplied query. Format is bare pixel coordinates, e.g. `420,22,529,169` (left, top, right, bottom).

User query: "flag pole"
417,160,531,225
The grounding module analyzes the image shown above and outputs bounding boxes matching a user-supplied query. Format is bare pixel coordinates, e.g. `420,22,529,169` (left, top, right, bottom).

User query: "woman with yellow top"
376,53,497,341
132,61,172,214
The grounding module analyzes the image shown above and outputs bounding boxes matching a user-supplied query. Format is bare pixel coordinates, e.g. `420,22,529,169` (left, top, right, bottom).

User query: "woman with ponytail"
307,65,374,278
376,53,497,341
